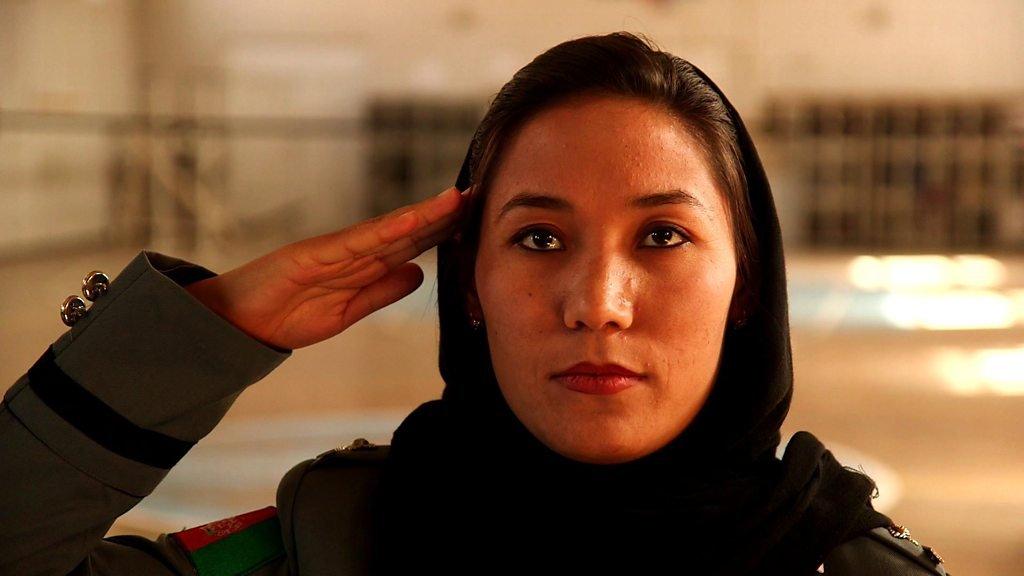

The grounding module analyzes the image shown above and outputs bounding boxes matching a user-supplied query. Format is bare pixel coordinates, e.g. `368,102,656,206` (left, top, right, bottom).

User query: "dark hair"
437,32,761,390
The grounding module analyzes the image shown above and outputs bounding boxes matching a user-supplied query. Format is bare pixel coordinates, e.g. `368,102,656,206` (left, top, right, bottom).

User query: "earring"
470,316,482,330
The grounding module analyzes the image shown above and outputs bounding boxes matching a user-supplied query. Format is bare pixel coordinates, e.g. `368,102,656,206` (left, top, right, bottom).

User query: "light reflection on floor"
3,246,1022,574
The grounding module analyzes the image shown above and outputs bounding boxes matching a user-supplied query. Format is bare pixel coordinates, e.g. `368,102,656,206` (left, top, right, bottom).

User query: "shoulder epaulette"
312,437,390,466
865,523,949,575
170,506,285,575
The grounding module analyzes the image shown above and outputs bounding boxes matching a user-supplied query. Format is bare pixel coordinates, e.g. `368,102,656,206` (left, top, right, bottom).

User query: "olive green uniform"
1,251,294,575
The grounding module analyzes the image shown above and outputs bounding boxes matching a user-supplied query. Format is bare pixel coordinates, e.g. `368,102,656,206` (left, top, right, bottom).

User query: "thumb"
341,262,425,329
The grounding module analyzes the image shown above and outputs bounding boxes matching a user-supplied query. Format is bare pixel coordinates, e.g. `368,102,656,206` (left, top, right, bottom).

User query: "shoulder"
277,437,390,517
822,522,950,576
275,438,390,575
277,437,390,502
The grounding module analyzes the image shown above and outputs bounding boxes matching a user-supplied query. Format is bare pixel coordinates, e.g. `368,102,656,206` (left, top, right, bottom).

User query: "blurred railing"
759,96,1024,252
0,110,363,260
0,99,483,262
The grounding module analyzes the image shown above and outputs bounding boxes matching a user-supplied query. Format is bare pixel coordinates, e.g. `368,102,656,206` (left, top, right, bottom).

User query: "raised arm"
0,251,291,575
0,185,467,575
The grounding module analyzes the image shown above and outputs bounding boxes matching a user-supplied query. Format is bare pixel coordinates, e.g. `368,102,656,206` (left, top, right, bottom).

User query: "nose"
562,251,636,332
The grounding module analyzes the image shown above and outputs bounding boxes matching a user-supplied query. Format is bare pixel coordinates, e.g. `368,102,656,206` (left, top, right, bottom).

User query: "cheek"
475,247,544,327
653,255,734,315
645,260,735,366
481,278,548,365
474,249,551,391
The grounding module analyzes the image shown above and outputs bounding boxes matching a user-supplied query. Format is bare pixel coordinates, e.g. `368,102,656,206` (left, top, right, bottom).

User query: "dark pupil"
533,231,555,248
651,229,673,244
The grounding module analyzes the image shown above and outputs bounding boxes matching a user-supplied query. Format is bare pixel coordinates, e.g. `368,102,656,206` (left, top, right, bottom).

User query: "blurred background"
2,1,1022,573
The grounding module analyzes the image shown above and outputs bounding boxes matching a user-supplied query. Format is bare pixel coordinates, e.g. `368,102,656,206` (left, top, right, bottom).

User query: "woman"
0,32,948,575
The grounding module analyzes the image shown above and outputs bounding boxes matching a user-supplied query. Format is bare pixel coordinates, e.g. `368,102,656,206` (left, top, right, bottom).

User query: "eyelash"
511,225,691,252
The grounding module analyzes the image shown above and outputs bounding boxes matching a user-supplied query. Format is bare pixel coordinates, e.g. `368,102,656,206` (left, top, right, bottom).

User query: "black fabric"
374,49,892,574
26,346,193,469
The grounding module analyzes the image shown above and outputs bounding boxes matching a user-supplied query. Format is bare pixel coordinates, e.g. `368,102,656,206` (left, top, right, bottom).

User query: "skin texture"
467,93,738,464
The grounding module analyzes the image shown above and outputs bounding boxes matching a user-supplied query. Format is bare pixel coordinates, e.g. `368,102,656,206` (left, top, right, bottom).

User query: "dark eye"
514,227,564,251
641,226,690,248
513,226,691,252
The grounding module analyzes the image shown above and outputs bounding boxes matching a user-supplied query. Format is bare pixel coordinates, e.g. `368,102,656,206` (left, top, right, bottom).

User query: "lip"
555,374,641,395
552,361,643,378
552,362,644,395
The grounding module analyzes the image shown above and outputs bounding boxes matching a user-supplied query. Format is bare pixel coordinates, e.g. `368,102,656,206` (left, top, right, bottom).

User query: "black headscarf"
373,43,891,575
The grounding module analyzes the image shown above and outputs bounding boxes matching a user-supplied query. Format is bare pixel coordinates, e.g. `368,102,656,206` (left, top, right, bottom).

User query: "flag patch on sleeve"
170,506,285,575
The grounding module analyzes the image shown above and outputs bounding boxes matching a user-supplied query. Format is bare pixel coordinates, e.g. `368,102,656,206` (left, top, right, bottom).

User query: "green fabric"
190,517,285,575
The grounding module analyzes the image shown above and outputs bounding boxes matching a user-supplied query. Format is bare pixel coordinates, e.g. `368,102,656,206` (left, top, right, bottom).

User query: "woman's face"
469,93,738,464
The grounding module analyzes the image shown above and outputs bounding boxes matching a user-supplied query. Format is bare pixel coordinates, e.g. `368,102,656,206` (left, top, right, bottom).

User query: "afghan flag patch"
170,506,285,575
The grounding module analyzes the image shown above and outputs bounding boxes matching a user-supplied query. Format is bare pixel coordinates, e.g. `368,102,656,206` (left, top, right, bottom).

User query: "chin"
545,428,652,465
560,445,647,465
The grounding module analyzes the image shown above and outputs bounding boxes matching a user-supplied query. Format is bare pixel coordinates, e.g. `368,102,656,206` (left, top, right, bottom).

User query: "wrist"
184,275,292,354
185,276,228,315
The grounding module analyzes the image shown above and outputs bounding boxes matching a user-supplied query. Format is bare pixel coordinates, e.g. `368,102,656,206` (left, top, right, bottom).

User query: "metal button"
81,270,110,302
60,295,88,326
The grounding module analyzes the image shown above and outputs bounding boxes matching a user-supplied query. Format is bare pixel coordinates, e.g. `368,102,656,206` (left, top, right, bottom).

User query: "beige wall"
13,0,1014,114
758,0,1024,96
6,1,1022,116
1,0,1022,256
0,0,138,113
0,0,139,255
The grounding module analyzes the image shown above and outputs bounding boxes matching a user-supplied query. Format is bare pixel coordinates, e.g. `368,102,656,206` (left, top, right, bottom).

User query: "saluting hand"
185,186,468,350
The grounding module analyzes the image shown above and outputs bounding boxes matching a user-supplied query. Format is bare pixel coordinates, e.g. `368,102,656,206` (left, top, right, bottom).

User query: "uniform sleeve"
0,250,292,576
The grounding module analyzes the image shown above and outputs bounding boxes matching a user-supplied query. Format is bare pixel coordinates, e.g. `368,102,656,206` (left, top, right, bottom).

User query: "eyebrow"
496,189,709,222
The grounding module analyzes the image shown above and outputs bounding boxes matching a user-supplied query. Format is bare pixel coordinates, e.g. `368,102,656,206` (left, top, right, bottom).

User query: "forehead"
484,93,724,219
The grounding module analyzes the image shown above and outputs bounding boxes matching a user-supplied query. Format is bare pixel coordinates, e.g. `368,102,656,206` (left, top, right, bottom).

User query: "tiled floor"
3,245,1022,574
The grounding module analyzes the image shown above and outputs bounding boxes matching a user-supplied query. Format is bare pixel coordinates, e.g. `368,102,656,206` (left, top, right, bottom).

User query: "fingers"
307,214,460,292
323,186,466,264
372,219,461,270
339,262,425,330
